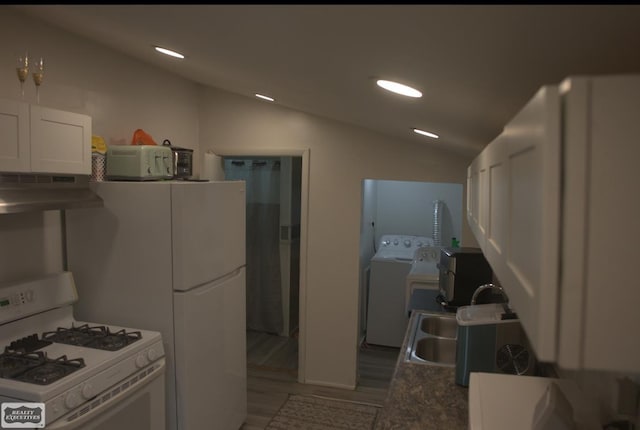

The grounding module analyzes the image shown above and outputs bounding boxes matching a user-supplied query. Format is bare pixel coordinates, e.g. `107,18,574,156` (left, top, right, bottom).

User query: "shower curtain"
225,159,283,334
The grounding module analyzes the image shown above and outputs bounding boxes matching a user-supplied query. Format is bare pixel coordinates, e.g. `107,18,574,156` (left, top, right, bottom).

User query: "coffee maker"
437,247,494,311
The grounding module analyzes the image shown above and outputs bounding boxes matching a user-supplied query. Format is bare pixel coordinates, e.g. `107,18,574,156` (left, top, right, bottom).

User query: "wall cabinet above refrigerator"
0,98,91,175
467,75,640,373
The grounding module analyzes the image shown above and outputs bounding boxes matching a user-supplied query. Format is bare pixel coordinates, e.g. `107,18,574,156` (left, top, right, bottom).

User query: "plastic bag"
91,135,107,154
131,129,157,146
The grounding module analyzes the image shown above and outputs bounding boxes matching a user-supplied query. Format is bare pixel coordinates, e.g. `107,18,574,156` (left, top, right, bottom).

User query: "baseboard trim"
304,379,356,391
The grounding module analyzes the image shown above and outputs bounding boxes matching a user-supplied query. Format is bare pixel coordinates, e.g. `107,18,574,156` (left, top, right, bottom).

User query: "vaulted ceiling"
15,4,640,156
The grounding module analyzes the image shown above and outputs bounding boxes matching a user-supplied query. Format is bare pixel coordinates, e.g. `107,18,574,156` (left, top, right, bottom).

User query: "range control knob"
404,239,411,247
147,348,157,362
393,239,399,245
51,398,61,414
135,354,148,368
416,241,423,247
65,391,81,409
81,383,94,400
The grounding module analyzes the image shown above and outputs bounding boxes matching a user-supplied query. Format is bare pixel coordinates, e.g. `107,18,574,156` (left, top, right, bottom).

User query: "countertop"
374,310,468,430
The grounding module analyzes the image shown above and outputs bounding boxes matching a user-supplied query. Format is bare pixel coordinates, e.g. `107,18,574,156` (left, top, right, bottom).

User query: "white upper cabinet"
502,85,562,365
558,76,640,372
468,86,561,363
0,99,30,172
0,98,91,175
466,149,486,249
468,75,640,373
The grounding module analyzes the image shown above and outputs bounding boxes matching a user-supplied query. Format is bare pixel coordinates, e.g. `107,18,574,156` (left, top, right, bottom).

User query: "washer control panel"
414,246,441,263
377,235,434,259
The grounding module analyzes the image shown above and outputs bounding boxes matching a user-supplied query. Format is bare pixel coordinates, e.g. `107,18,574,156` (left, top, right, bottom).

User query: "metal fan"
496,343,530,375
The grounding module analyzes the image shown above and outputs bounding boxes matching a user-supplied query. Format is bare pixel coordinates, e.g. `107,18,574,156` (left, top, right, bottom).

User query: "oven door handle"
44,359,166,430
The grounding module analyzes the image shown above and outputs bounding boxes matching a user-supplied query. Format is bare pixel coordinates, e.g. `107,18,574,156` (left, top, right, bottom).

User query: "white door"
171,181,246,291
173,268,247,430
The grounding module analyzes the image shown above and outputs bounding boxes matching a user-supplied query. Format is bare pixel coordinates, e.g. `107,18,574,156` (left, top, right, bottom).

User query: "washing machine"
366,234,433,347
405,246,442,315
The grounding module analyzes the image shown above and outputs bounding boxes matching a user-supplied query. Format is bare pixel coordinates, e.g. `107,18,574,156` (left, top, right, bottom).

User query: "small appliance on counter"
106,145,173,180
455,303,537,386
437,247,494,310
162,139,194,179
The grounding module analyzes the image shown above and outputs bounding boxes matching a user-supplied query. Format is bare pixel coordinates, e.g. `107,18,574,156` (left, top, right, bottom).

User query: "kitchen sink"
414,337,457,364
420,315,457,339
404,311,457,367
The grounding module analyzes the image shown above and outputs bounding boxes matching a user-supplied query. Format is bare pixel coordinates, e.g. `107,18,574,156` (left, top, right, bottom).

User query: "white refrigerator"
65,180,247,430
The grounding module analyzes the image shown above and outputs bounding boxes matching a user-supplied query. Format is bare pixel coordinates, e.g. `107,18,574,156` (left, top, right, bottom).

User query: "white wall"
0,211,63,282
0,7,474,389
197,86,474,387
359,179,378,341
373,180,463,247
0,8,633,419
0,8,200,161
0,8,200,284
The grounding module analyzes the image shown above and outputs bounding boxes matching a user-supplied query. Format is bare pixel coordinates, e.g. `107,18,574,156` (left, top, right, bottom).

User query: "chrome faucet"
470,283,509,306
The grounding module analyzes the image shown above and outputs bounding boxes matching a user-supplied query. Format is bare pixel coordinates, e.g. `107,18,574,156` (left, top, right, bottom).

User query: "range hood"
0,173,103,214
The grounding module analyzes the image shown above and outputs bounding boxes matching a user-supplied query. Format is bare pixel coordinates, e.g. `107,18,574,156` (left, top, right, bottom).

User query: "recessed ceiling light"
255,94,275,102
413,128,439,139
154,46,185,59
376,79,422,98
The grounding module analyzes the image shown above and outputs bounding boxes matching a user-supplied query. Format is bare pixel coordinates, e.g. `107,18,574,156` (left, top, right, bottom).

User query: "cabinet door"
0,99,30,172
30,105,91,174
467,149,489,249
559,76,640,372
489,85,561,363
482,134,509,279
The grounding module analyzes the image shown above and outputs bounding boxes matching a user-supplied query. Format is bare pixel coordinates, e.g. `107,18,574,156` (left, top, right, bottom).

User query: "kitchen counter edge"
374,309,468,430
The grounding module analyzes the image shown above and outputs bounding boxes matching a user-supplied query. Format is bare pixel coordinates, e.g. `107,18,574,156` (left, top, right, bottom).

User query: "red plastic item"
131,129,157,146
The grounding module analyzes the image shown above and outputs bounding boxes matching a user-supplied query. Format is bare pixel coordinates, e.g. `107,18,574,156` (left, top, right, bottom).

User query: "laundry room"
358,179,463,345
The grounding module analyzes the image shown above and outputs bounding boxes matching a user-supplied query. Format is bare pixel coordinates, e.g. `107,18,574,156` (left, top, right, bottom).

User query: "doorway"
223,155,302,375
358,179,464,346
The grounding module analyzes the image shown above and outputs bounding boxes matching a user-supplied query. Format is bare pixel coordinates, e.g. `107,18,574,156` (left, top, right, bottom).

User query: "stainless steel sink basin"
414,337,457,364
420,315,457,339
404,311,457,367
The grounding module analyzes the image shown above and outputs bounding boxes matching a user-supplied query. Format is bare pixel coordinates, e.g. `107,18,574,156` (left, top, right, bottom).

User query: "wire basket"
91,153,106,182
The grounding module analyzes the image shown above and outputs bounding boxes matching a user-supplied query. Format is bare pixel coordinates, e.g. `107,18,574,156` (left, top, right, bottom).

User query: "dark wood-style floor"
242,330,399,429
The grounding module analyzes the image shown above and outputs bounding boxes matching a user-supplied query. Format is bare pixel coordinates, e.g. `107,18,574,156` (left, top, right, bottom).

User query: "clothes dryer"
405,246,442,315
366,234,433,347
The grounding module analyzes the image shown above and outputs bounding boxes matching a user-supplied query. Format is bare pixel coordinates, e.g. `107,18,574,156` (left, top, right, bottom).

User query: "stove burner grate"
42,324,142,351
7,334,52,354
0,351,85,385
0,351,42,379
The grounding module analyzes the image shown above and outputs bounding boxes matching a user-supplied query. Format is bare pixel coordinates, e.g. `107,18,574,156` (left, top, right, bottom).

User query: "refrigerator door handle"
175,267,245,294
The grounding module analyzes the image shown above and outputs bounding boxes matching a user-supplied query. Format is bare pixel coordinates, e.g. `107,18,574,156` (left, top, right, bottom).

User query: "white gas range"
0,272,166,429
